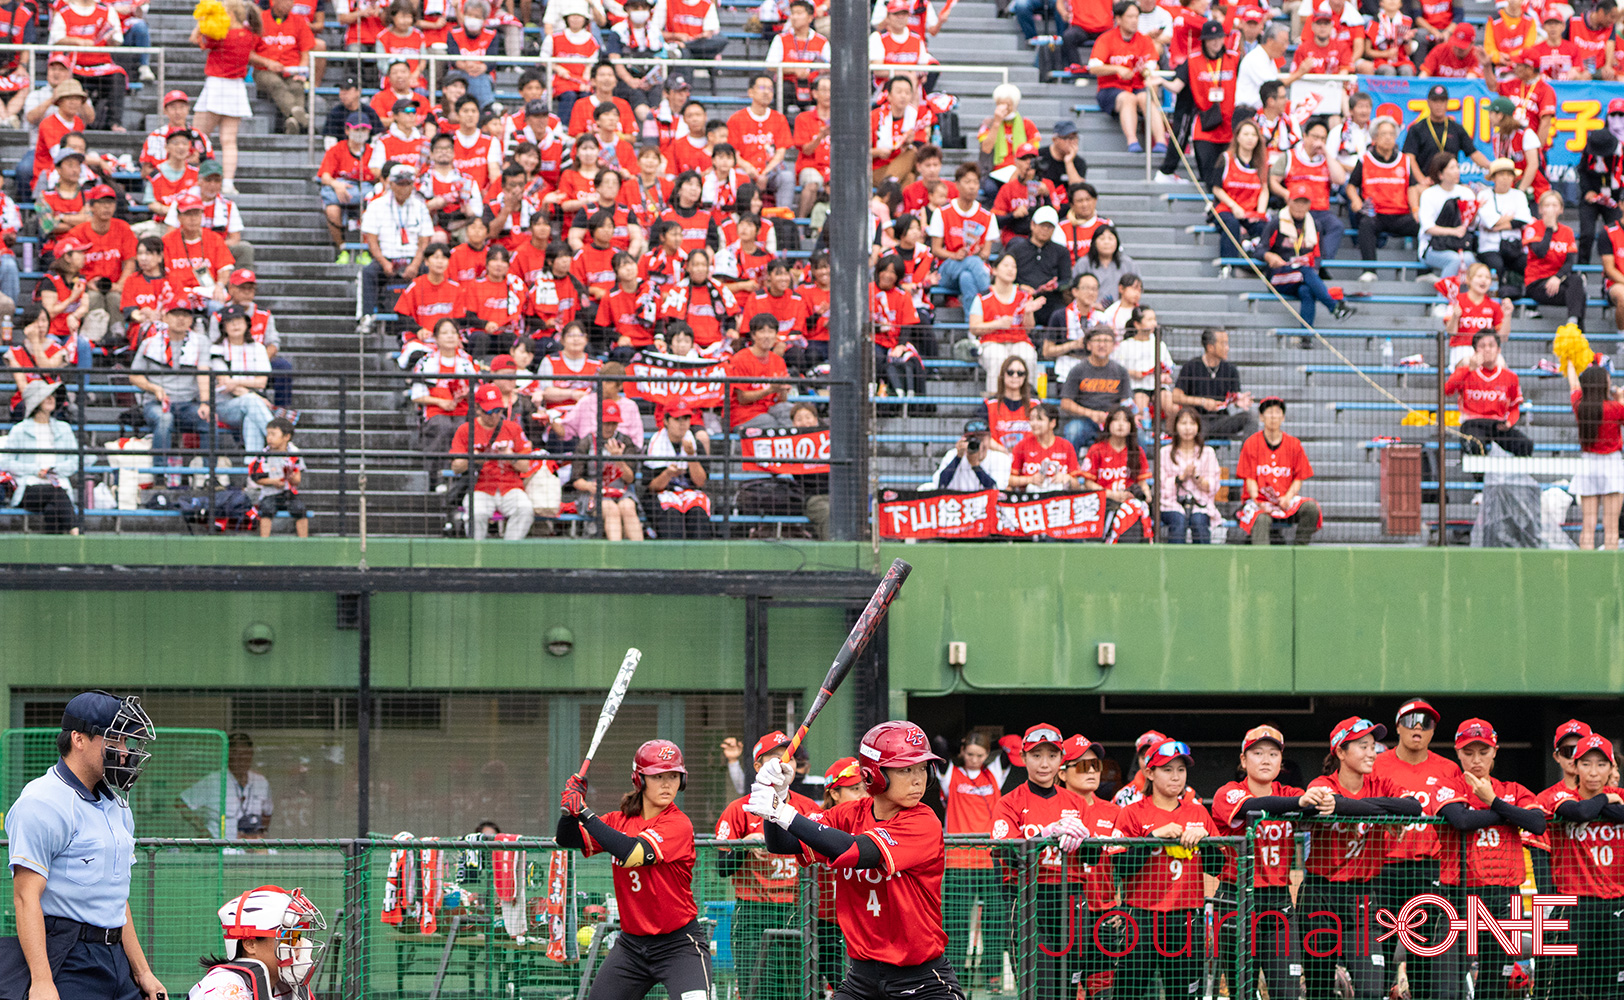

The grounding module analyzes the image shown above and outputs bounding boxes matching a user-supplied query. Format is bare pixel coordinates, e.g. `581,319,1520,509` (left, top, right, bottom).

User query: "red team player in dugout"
754,722,967,1000
557,740,713,1000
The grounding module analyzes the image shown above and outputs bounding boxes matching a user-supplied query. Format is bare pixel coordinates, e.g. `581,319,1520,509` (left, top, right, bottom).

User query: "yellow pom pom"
577,925,595,949
192,0,231,39
1553,322,1593,378
1164,844,1193,859
1400,410,1436,427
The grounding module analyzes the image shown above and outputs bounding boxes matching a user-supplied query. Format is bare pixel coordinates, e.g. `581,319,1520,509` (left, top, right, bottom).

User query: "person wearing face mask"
608,0,668,118
446,1,499,110
191,887,326,1000
1576,96,1624,264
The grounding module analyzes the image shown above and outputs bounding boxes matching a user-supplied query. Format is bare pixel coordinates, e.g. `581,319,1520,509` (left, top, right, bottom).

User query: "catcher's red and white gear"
856,721,940,793
632,739,688,790
218,884,327,987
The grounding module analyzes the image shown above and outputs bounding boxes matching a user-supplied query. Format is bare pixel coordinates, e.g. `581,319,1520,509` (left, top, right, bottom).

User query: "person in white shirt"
1476,156,1533,297
208,301,275,454
1236,23,1290,110
930,417,1013,490
358,163,434,325
1110,304,1174,427
180,731,276,840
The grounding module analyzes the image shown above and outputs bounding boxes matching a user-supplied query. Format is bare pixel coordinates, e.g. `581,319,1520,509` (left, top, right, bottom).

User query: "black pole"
356,589,371,838
1436,326,1448,546
338,374,348,536
744,594,769,747
827,0,869,540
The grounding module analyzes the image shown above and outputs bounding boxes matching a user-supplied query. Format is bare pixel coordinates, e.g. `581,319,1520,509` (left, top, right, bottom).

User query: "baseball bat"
578,647,642,778
780,558,912,763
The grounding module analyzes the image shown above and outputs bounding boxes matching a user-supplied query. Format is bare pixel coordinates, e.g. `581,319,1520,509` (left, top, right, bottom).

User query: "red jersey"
1090,28,1157,90
34,110,83,181
1211,780,1304,888
570,245,618,296
1498,75,1557,128
202,25,257,78
797,798,947,966
393,275,466,333
1365,11,1416,67
985,396,1033,451
1522,219,1575,284
990,782,1089,884
1011,434,1080,484
725,347,788,425
792,107,831,183
1545,788,1624,898
942,765,1000,870
1439,778,1539,887
1187,51,1240,145
449,418,531,494
595,284,656,345
450,131,496,189
545,29,598,94
1566,13,1610,69
1082,440,1149,492
256,11,314,66
1371,750,1466,861
1526,38,1582,78
1573,387,1624,454
1283,148,1333,212
63,219,135,283
1304,773,1401,881
1293,33,1354,74
1422,41,1483,77
660,206,715,255
1078,796,1121,909
161,229,234,292
933,199,996,255
869,284,918,350
669,135,713,180
1445,363,1523,425
740,289,808,338
467,275,526,333
578,803,700,935
970,287,1031,345
319,142,371,184
727,107,794,174
992,178,1055,242
1113,796,1214,910
1451,293,1504,348
567,94,635,138
7,340,65,408
715,791,822,903
447,242,489,283
798,282,830,341
663,0,715,39
529,274,583,336
660,278,736,347
1237,431,1312,498
1355,149,1412,216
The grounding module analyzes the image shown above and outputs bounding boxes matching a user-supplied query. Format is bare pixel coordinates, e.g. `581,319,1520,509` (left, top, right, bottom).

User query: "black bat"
780,558,913,762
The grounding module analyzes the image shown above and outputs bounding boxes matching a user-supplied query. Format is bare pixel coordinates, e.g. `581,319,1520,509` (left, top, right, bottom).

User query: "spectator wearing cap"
162,193,236,302
251,0,315,135
640,403,710,538
38,234,96,371
136,129,199,238
28,82,87,197
367,94,429,178
1536,718,1591,892
37,146,90,262
129,297,211,480
1260,183,1356,325
1484,0,1536,72
137,91,209,181
1236,396,1320,544
1157,20,1238,183
64,183,134,332
1476,158,1532,296
1,692,165,1000
1008,205,1070,327
163,160,254,271
1347,117,1418,280
1035,120,1086,191
209,270,292,410
1422,22,1489,77
1526,8,1582,80
1580,99,1624,265
1487,96,1545,202
319,114,376,261
322,77,382,146
1402,84,1491,186
188,1,259,194
571,401,644,541
991,145,1053,244
450,382,537,540
1088,2,1167,154
207,301,275,456
358,164,434,323
931,417,1012,490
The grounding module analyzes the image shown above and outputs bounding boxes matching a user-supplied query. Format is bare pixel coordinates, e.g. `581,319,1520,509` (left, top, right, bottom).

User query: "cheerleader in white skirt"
1566,359,1624,550
189,0,259,194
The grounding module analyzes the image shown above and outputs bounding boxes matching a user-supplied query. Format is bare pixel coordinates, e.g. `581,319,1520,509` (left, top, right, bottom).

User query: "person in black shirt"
1008,205,1071,326
1035,120,1087,190
1171,328,1257,440
1401,84,1491,184
322,77,383,143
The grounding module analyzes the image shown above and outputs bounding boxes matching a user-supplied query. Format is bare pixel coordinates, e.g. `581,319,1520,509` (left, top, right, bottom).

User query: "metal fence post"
1436,324,1448,546
338,373,348,535
343,839,371,1000
1236,821,1257,1000
1018,840,1037,1000
801,859,818,1000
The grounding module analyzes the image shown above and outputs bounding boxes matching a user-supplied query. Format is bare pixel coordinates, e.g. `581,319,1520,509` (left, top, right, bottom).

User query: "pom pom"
193,0,231,40
1553,322,1592,378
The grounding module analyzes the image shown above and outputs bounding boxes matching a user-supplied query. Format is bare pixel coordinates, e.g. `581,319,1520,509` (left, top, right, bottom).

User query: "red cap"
1238,6,1265,21
162,89,190,107
1574,733,1615,765
885,0,911,11
1022,723,1063,752
825,756,862,788
1453,718,1498,749
1014,142,1039,159
1311,3,1334,21
1450,22,1474,43
1287,180,1317,201
1517,50,1541,66
175,193,205,213
1061,734,1096,764
1610,98,1624,115
54,235,91,255
1330,716,1387,750
1396,698,1440,724
1135,729,1168,752
663,401,695,419
1242,724,1285,751
752,730,791,762
47,52,70,67
1555,718,1592,750
473,383,505,411
84,183,117,202
228,268,257,286
489,353,517,372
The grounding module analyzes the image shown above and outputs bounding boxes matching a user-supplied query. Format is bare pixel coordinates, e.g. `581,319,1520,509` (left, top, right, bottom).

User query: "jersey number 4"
866,889,881,916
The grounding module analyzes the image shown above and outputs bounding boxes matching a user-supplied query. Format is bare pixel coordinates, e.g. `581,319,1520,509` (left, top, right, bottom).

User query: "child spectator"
374,0,425,84
249,417,309,537
319,114,375,262
1237,396,1320,544
139,90,211,179
51,0,127,131
189,0,260,194
253,0,314,134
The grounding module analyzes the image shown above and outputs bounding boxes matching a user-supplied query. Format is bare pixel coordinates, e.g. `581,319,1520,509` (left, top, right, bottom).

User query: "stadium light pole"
827,0,870,540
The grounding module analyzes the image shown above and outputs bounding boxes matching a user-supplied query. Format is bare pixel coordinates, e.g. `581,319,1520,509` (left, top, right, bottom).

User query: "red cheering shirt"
990,782,1089,884
256,11,314,66
1371,750,1466,862
1522,219,1575,284
571,245,618,296
798,798,948,966
715,790,823,903
1082,440,1149,492
1303,773,1400,881
1439,778,1539,887
449,418,531,494
1499,75,1557,128
394,275,466,334
741,289,808,338
447,242,489,283
799,282,830,341
1293,34,1353,74
579,803,700,935
1113,796,1214,910
319,142,371,184
943,765,1000,870
595,285,655,346
869,284,918,351
1091,29,1157,90
64,219,136,283
1445,364,1523,425
1545,788,1624,898
1572,388,1624,455
161,229,234,292
1011,434,1080,484
1079,796,1121,909
792,108,831,184
727,107,794,173
986,396,1033,451
1237,431,1312,498
1210,780,1303,888
1451,293,1503,348
726,347,788,426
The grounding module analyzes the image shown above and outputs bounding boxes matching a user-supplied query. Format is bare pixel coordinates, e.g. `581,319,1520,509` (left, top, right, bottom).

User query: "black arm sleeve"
1556,797,1606,823
1490,796,1548,834
1329,795,1423,817
782,813,886,869
762,819,803,855
556,814,587,849
1601,803,1624,823
716,849,748,877
1555,252,1575,279
1243,795,1310,816
1113,843,1152,881
1370,796,1425,816
972,464,998,490
1201,845,1226,877
938,455,964,488
1439,801,1504,831
1527,233,1554,259
580,812,646,864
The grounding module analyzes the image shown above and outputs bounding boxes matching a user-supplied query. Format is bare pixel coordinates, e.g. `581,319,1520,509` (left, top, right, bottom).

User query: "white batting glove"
743,781,797,829
756,757,793,804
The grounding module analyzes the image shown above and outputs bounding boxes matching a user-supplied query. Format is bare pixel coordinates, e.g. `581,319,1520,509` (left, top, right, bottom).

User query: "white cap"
1031,205,1060,228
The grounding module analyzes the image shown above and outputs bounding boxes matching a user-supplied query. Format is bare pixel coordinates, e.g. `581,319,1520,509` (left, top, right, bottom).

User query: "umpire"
0,691,167,1000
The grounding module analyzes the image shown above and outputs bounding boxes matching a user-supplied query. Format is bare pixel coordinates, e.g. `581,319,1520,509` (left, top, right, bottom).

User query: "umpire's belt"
43,917,123,946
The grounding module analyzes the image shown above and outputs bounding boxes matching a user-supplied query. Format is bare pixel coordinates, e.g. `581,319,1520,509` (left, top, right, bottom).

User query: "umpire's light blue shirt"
6,761,135,929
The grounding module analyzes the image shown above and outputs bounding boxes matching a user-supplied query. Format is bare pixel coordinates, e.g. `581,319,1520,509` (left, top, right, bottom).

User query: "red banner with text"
740,427,832,475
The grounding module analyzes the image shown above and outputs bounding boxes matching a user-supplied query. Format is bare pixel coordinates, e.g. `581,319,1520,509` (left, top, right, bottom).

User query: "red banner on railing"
877,489,997,540
623,354,728,410
740,427,831,474
995,490,1108,540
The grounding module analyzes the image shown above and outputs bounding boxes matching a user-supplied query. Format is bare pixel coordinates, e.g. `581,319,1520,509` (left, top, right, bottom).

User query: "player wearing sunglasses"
1058,735,1123,996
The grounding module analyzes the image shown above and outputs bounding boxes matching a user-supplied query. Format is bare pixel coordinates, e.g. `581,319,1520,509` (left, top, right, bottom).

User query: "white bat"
579,647,642,778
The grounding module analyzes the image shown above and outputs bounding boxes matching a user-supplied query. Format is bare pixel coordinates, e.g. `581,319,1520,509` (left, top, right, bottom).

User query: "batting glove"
756,756,793,804
743,781,797,829
561,773,588,816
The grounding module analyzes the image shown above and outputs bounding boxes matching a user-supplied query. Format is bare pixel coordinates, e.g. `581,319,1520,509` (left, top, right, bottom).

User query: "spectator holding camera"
452,383,537,542
1159,406,1221,542
932,417,1012,491
180,731,273,839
